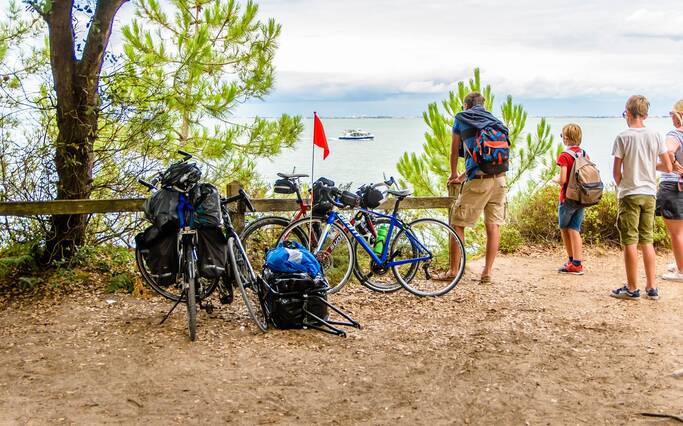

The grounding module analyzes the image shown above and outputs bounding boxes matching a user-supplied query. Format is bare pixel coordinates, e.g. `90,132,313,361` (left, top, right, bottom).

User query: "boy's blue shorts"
558,202,585,231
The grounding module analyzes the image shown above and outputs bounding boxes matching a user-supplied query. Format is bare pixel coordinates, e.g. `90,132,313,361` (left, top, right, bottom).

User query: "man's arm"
613,157,623,185
448,133,465,184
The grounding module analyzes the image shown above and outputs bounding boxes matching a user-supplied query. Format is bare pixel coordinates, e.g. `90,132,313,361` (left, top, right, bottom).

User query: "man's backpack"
565,150,604,207
463,127,510,175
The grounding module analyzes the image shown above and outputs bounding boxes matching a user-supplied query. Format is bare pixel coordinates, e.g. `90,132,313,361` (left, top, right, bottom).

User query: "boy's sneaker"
559,263,584,275
610,285,640,300
662,271,683,282
645,288,660,300
667,262,677,272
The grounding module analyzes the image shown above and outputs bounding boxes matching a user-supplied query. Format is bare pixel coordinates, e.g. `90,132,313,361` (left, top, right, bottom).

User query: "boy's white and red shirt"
556,146,586,203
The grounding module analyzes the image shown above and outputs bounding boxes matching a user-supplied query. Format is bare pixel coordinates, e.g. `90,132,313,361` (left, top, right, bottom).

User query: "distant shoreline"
234,115,671,120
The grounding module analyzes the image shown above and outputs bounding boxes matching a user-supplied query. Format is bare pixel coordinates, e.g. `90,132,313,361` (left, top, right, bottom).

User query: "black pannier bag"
262,269,329,329
196,226,228,279
311,177,335,217
273,178,296,194
190,183,224,228
359,186,384,209
143,188,180,232
135,226,178,286
161,161,202,191
261,268,360,336
340,190,360,208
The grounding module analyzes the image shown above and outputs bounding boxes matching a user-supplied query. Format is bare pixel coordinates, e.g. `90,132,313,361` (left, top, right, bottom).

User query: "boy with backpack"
611,95,672,300
445,92,510,284
555,123,599,275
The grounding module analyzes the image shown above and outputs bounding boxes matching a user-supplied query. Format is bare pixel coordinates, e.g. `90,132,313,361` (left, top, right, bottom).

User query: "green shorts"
617,195,656,245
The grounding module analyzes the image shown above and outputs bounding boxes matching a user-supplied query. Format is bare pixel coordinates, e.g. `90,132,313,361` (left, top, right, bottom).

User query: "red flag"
313,112,329,160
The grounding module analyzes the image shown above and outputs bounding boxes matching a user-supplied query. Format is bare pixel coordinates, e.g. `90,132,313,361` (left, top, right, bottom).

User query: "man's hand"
448,172,466,184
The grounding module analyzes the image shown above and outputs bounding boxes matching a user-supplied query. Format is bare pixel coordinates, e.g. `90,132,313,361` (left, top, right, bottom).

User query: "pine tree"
118,0,303,186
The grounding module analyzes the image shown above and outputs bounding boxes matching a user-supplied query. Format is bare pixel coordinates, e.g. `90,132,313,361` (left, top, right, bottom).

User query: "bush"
510,185,670,248
499,226,524,253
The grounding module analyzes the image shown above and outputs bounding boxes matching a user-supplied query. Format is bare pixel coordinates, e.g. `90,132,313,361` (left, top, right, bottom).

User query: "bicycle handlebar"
221,188,256,212
138,178,156,192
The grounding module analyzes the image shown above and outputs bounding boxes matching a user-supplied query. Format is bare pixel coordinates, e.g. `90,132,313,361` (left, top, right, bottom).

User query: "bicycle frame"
316,208,433,268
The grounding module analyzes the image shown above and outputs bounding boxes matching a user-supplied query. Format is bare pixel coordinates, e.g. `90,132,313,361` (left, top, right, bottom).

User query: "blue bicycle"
277,179,466,297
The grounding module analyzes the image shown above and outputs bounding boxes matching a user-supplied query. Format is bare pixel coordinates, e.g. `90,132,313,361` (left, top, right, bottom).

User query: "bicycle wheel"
135,246,218,302
391,218,465,297
278,217,354,294
352,217,402,293
184,242,198,341
228,236,268,331
240,216,308,274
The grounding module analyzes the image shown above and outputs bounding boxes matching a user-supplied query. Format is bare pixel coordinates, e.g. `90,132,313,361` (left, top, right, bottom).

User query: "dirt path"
1,250,682,425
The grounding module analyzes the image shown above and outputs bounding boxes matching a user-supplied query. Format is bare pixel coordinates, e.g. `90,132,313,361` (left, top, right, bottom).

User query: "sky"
232,0,683,117
3,0,682,117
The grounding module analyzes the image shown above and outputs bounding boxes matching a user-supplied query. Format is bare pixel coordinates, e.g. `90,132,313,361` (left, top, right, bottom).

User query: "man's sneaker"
662,271,683,282
610,285,640,300
559,263,584,275
645,288,660,300
667,262,677,272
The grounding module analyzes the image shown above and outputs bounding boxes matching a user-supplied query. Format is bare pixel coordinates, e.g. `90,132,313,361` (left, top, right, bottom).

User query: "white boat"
339,129,374,140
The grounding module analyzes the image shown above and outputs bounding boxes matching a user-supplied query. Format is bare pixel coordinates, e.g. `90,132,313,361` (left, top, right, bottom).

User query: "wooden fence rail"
0,182,460,232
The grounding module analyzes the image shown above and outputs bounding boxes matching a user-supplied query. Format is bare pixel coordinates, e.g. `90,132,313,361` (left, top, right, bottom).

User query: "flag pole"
310,112,316,249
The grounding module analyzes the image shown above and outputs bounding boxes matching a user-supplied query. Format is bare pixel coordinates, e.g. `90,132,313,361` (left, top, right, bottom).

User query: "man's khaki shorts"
617,194,656,245
451,176,507,228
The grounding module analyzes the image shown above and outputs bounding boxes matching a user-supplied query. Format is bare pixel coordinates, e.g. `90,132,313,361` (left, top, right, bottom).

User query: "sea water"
256,117,675,191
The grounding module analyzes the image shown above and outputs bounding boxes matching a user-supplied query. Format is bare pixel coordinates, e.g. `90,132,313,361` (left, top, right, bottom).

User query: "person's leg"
664,219,683,272
447,225,465,275
640,243,656,290
638,196,657,290
623,243,639,291
445,179,488,278
617,196,641,291
560,229,573,259
482,176,507,281
568,229,582,262
482,222,500,278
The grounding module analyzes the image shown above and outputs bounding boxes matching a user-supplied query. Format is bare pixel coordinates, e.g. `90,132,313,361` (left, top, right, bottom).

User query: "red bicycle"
239,172,402,293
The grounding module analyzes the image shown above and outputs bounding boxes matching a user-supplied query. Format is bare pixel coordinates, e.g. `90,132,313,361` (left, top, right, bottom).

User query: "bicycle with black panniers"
136,150,267,339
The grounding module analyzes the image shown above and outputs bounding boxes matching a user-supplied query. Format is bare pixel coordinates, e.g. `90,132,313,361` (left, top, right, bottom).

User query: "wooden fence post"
447,183,461,261
226,180,245,233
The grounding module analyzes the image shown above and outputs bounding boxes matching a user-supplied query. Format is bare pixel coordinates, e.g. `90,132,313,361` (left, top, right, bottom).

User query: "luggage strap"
177,194,194,228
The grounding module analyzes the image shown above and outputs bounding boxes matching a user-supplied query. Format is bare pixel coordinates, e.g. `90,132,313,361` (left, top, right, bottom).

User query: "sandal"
433,271,456,281
479,275,492,285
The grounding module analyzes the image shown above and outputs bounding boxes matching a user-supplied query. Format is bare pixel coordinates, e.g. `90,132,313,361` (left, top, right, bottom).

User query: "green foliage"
499,226,524,254
397,68,560,196
509,186,670,249
116,0,304,187
106,272,135,293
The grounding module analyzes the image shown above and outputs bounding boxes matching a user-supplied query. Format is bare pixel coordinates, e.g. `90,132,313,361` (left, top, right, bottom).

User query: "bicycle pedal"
203,302,215,314
219,294,234,305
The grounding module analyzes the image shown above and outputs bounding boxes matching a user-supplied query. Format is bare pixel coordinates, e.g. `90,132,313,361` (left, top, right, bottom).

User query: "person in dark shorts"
656,100,683,281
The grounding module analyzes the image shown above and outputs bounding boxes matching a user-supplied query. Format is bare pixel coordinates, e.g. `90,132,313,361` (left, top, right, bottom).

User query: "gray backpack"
565,149,603,207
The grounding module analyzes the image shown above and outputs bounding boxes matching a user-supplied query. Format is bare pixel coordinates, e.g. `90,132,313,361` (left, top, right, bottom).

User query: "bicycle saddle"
277,172,309,179
387,189,412,198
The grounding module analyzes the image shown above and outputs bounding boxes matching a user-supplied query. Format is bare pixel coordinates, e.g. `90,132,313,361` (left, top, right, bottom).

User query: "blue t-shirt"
452,117,480,180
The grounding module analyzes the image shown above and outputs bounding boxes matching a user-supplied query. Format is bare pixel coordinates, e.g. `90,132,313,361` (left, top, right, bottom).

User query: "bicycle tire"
184,241,198,341
135,245,219,302
229,237,268,332
352,217,402,293
391,218,466,297
240,216,308,273
277,217,355,294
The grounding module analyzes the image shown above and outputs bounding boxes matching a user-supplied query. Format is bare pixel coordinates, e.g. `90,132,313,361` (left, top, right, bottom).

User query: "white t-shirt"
612,127,665,198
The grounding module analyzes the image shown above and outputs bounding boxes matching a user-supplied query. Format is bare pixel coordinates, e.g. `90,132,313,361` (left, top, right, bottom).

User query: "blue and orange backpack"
464,127,510,175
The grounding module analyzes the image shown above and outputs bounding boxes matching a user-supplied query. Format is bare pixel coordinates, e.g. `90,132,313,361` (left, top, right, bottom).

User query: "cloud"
623,9,683,41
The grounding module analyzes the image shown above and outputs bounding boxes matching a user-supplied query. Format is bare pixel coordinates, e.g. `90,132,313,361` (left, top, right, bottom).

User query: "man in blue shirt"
446,92,508,284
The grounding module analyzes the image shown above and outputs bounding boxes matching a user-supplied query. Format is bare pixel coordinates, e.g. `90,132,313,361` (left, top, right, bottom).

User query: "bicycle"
277,182,466,297
136,150,267,338
240,173,403,293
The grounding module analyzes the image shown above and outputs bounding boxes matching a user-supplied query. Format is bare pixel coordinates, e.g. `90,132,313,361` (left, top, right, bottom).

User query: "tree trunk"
39,0,127,261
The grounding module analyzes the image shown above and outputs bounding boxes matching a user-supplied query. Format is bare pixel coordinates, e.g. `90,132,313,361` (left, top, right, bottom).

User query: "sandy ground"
0,250,682,425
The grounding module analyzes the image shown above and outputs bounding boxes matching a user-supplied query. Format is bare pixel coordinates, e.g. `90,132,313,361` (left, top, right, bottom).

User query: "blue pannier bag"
265,240,321,277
